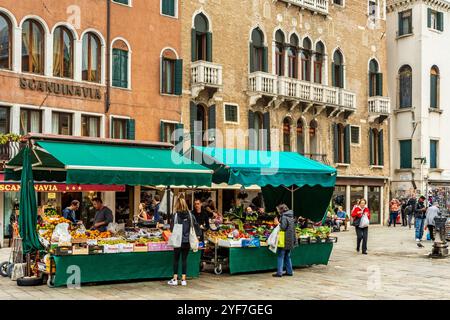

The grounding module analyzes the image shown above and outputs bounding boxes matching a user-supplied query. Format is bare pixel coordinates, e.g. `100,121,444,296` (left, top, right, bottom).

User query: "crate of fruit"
88,245,104,255
118,243,134,253
72,245,89,255
133,244,148,253
55,246,73,256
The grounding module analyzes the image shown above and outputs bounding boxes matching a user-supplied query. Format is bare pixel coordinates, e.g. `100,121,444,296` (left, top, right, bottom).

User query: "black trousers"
428,225,435,241
355,227,368,253
401,210,407,226
173,243,190,275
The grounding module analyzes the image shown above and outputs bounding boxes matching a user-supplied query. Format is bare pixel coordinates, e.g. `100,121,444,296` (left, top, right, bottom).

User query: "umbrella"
18,146,42,254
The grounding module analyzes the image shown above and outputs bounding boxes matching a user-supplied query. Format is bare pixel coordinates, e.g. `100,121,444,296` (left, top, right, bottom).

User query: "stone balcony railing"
368,96,391,123
278,0,329,15
248,72,278,96
190,60,223,98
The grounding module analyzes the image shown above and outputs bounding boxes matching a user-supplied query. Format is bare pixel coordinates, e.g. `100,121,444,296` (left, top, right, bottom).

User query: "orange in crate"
162,230,172,242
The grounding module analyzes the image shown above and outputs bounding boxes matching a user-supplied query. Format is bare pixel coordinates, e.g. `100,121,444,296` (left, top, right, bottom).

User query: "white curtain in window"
52,113,59,134
30,111,40,133
89,117,98,137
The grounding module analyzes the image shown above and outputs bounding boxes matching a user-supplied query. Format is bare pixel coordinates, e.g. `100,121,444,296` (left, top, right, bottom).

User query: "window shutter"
112,49,120,87
369,129,374,165
369,73,374,97
175,123,184,156
344,125,351,164
430,74,437,108
428,8,432,28
190,102,197,146
438,12,444,31
376,73,383,96
206,32,213,62
378,129,384,166
248,110,255,150
208,105,216,146
249,43,255,73
191,29,197,62
398,12,404,36
333,123,339,163
174,59,183,96
400,140,412,169
262,47,268,72
331,63,336,87
127,119,135,140
263,112,271,151
339,66,344,88
160,121,166,142
121,50,128,88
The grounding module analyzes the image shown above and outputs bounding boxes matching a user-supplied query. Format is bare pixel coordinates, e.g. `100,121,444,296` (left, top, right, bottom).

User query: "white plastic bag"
359,214,370,228
189,213,199,252
51,223,71,245
168,214,182,248
268,225,280,254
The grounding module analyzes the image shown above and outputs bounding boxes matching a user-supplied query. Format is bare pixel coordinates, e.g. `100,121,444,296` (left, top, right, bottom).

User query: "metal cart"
201,241,229,275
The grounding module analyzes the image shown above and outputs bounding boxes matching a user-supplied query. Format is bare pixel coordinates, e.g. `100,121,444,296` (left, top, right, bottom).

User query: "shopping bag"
189,213,199,252
277,231,286,248
168,214,182,248
268,225,280,254
359,215,370,228
427,232,431,241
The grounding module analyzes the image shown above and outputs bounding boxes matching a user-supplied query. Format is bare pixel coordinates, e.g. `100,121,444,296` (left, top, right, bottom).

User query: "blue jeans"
277,249,293,276
415,217,425,240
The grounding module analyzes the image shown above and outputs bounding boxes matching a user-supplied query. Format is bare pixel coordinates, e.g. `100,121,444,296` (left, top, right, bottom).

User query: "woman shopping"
351,199,371,255
273,204,298,277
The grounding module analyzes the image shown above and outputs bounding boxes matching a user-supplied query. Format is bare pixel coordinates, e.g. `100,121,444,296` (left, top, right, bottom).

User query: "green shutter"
127,119,135,140
344,125,351,164
174,59,183,96
190,102,197,146
208,105,216,146
430,74,437,108
376,73,383,96
398,12,403,35
262,47,268,72
428,8,432,28
112,49,121,87
369,129,374,165
378,129,384,166
333,123,339,163
162,0,175,16
438,12,444,31
248,110,255,150
430,140,437,168
160,121,166,142
331,63,336,87
339,66,344,88
121,50,128,88
175,123,184,156
263,112,271,151
400,140,412,169
191,29,197,62
369,73,374,97
249,43,255,73
206,32,213,62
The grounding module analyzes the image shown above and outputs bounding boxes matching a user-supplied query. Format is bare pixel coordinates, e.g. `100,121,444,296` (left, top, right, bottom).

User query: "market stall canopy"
192,146,336,187
6,136,213,187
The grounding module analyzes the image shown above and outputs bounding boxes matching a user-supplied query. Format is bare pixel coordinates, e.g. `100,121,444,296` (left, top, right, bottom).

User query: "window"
160,121,176,144
275,30,285,76
0,13,12,70
224,104,238,123
250,28,267,73
368,0,377,18
314,42,325,84
430,66,439,108
112,40,129,88
248,111,270,150
332,50,344,88
296,119,305,155
350,126,360,144
19,109,41,135
82,32,101,83
161,49,182,95
0,107,9,134
369,128,384,166
192,14,211,62
399,139,412,169
428,8,444,31
399,65,412,108
53,26,74,78
333,0,344,5
112,0,130,5
52,112,73,135
190,104,207,146
161,0,176,17
333,123,350,164
301,38,312,81
283,118,292,152
369,59,383,96
112,118,135,140
430,140,438,169
288,35,298,79
22,19,45,74
398,10,412,36
81,115,100,137
309,120,318,154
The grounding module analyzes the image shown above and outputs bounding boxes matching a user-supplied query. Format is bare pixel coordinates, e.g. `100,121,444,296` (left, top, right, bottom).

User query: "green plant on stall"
0,133,22,145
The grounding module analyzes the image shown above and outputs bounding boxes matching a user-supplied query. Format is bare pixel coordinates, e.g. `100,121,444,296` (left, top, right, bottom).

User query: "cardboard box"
54,246,73,256
133,245,148,253
147,242,162,252
159,242,174,251
118,243,134,253
88,245,104,255
72,245,89,255
218,239,242,248
103,244,120,254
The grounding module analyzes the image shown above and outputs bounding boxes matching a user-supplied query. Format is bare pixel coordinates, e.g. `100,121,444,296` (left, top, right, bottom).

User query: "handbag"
277,231,285,248
168,214,182,248
352,217,361,227
189,213,199,252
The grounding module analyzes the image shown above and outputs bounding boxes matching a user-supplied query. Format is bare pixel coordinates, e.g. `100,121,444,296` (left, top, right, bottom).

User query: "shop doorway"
368,187,381,224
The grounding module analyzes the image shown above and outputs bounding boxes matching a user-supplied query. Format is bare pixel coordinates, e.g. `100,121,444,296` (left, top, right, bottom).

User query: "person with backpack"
406,196,417,229
272,204,298,277
351,199,371,255
414,196,427,242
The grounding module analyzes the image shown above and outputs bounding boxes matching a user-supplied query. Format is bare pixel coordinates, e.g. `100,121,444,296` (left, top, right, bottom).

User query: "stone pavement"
0,225,448,300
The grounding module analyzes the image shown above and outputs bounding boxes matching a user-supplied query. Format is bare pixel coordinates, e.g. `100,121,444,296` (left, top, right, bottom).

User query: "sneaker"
181,280,187,286
416,239,420,242
168,279,178,286
362,251,368,255
272,273,282,277
285,273,294,276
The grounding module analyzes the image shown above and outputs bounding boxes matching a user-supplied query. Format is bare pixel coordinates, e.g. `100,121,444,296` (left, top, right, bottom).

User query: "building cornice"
387,0,450,12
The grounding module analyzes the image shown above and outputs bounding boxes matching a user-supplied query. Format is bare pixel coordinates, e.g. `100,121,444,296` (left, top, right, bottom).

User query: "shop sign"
48,193,57,199
19,78,102,100
0,183,125,192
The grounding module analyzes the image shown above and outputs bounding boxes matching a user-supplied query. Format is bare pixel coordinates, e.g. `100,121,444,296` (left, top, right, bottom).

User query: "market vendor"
91,197,114,232
191,199,210,241
62,200,81,225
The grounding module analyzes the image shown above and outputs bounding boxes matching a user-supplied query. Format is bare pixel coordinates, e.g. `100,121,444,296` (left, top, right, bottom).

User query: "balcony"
278,0,329,15
368,96,391,123
248,72,278,106
190,60,223,99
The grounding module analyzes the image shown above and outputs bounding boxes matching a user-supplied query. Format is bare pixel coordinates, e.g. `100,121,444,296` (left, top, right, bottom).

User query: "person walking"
414,196,427,242
168,197,198,286
272,204,298,277
424,202,440,241
388,198,401,227
351,199,371,255
406,196,417,229
401,199,408,227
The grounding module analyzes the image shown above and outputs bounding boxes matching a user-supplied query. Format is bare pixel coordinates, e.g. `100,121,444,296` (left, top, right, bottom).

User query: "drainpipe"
105,0,111,121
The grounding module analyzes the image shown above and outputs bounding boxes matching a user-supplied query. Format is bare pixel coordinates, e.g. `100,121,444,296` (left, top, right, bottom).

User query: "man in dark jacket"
414,196,427,242
406,196,417,229
191,199,210,242
273,204,297,277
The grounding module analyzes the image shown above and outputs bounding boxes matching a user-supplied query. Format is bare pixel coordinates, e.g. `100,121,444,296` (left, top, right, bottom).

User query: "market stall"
192,146,337,274
6,135,213,287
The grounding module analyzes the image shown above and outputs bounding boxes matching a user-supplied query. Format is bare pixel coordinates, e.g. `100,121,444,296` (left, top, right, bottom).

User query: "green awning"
192,146,336,188
7,141,213,187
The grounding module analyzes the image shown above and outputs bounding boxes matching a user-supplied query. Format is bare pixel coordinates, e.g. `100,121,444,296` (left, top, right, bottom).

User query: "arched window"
254,111,264,150
399,65,412,108
22,19,45,74
193,13,211,62
296,119,305,155
112,40,129,88
332,50,344,88
333,123,350,164
275,30,285,76
82,32,101,83
309,120,318,154
288,34,298,79
161,49,177,95
250,28,267,73
369,59,382,96
430,66,439,108
314,41,325,84
283,117,292,152
0,13,12,70
301,38,312,81
53,26,74,78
